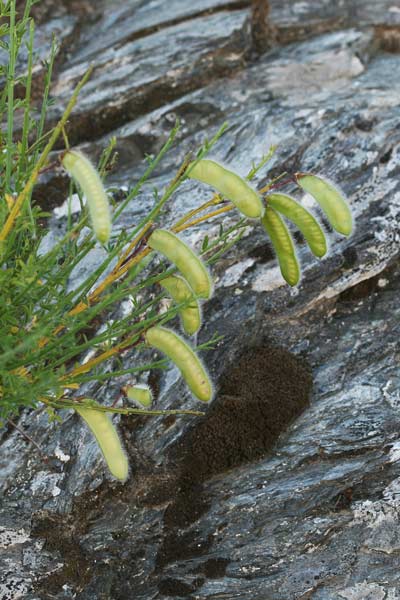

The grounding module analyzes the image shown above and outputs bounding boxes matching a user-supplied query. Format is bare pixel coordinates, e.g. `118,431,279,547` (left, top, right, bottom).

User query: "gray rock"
1,1,400,598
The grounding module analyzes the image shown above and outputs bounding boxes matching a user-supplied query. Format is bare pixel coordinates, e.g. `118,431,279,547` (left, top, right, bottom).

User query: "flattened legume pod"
76,406,129,481
148,229,212,299
261,207,300,286
126,385,153,408
160,275,201,335
62,150,111,244
188,159,264,219
267,193,327,258
145,326,213,402
295,173,352,236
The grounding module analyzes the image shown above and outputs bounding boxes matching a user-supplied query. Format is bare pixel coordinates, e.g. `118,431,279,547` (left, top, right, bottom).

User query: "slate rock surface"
1,1,400,598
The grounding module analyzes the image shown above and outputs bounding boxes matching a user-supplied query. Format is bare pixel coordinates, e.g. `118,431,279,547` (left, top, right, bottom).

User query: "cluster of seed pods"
146,228,213,402
188,159,353,287
61,151,353,480
61,151,215,479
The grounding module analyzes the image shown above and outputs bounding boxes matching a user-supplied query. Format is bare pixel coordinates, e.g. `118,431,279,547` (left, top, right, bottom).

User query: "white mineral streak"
0,527,30,549
351,477,400,553
388,441,400,463
219,258,255,287
338,582,388,600
0,577,30,600
30,471,63,498
54,445,71,463
251,265,288,292
53,193,82,218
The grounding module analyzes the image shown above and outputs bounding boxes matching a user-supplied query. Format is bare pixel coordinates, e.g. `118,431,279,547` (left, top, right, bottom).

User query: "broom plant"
0,0,353,479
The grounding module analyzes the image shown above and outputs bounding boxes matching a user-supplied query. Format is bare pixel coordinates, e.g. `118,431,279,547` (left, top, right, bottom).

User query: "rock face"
1,1,400,598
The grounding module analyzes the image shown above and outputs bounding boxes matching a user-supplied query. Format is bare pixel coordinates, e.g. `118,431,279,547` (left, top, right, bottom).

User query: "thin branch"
0,65,94,248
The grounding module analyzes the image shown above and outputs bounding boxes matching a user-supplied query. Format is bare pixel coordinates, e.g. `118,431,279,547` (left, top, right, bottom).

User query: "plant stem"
259,172,291,194
115,220,153,270
113,121,180,222
5,0,16,192
8,418,49,460
0,65,94,249
41,397,205,418
173,193,223,228
173,204,233,233
36,35,57,145
17,18,34,186
246,145,277,180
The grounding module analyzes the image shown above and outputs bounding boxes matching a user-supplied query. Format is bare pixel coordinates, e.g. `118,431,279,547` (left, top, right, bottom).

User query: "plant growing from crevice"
0,0,353,479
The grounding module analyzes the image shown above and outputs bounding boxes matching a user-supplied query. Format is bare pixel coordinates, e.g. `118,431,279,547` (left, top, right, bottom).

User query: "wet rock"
1,1,400,599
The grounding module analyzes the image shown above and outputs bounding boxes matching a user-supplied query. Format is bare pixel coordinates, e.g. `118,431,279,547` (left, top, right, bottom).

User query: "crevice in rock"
249,0,278,55
337,258,399,303
374,25,400,54
158,576,204,598
16,0,98,24
50,37,250,147
275,17,346,46
247,241,276,264
10,3,96,104
179,345,310,489
330,462,400,513
193,557,231,578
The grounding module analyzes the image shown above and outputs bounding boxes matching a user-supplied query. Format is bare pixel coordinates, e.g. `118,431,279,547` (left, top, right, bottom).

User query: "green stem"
113,121,180,222
43,398,205,418
17,18,35,185
18,18,36,235
36,34,57,145
0,64,94,249
246,145,277,180
71,360,168,384
5,0,16,192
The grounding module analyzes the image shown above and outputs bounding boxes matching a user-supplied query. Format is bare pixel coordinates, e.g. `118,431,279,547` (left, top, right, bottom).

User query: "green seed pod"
261,206,300,286
295,173,352,236
145,326,213,402
76,406,129,481
267,193,327,258
62,150,111,244
148,229,212,299
160,275,201,335
126,384,153,408
188,159,264,219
